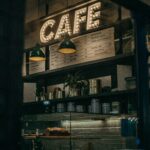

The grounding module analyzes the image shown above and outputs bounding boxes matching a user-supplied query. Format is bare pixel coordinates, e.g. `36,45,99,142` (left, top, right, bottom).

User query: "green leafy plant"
64,72,89,96
64,72,81,89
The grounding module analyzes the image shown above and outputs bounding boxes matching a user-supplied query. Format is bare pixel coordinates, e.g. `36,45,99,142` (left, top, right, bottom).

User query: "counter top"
23,135,123,140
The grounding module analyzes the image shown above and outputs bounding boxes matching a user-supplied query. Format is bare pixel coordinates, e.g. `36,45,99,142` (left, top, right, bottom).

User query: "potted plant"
64,72,89,97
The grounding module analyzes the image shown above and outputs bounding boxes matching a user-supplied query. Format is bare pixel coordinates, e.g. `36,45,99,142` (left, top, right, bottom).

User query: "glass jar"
125,77,136,90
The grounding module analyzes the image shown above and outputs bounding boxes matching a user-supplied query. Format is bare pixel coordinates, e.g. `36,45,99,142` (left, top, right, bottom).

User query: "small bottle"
36,128,39,136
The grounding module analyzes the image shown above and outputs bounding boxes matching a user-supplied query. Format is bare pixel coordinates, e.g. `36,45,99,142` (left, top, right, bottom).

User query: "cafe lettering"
40,2,101,43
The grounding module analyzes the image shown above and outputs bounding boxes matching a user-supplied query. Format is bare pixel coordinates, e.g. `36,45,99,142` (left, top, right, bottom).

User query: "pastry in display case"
44,127,70,136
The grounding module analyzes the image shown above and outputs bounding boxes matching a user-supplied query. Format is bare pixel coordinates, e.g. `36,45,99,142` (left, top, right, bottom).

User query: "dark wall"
0,0,25,150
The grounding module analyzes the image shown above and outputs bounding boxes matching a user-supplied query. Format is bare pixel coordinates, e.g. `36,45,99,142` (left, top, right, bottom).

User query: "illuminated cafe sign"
40,1,101,44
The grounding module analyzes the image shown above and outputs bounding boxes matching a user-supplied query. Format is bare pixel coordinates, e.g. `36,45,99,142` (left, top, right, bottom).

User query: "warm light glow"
55,14,72,40
73,7,87,34
87,2,101,30
58,48,76,54
29,57,46,62
61,118,120,128
40,20,55,43
40,2,102,44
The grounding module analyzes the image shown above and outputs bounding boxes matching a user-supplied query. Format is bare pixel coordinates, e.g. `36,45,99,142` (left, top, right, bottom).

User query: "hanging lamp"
29,44,46,62
58,0,76,54
58,34,76,54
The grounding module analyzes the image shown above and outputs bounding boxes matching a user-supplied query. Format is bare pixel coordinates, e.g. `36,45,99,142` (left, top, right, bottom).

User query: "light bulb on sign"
55,14,72,40
73,7,87,34
87,2,101,30
40,20,55,43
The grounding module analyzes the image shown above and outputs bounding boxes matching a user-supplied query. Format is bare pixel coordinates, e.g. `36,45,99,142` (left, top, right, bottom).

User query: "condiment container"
76,105,84,113
102,103,110,114
125,77,136,90
91,99,100,114
111,101,120,114
67,102,75,112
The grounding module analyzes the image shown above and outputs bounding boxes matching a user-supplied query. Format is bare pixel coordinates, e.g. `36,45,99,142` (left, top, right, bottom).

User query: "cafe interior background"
16,0,150,149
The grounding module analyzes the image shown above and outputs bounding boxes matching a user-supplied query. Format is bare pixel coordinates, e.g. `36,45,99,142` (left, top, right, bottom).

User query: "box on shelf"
23,83,36,103
111,101,120,114
102,103,111,114
117,65,132,90
91,99,101,114
125,77,136,90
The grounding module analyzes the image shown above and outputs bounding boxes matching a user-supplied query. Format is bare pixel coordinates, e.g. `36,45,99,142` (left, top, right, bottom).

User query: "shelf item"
117,65,132,90
111,101,120,114
89,79,101,95
23,89,136,104
102,103,111,114
125,77,136,90
67,102,75,112
24,83,36,103
91,99,101,114
56,103,65,113
76,105,85,113
22,89,136,115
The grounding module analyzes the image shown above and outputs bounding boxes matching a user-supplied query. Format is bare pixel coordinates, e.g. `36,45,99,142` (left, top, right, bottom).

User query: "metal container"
57,103,65,113
76,105,84,113
89,79,101,94
102,103,110,114
125,77,136,90
111,102,120,114
67,102,75,112
91,99,100,114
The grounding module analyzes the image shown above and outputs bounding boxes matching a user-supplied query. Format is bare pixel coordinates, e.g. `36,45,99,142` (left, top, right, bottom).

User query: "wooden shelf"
23,53,135,84
23,135,126,140
23,89,136,105
22,112,137,122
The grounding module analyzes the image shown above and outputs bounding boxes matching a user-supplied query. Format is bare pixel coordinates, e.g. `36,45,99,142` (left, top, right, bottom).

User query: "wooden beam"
111,0,150,18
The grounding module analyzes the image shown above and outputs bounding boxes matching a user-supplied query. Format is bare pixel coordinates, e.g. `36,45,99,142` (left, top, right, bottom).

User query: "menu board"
29,47,46,74
49,27,115,70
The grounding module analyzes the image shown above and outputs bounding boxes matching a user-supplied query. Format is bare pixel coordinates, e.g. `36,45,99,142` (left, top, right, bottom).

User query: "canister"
102,103,110,114
125,77,136,90
57,103,65,113
76,105,84,113
40,96,45,101
112,101,120,114
89,79,101,94
91,99,100,114
67,102,75,112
